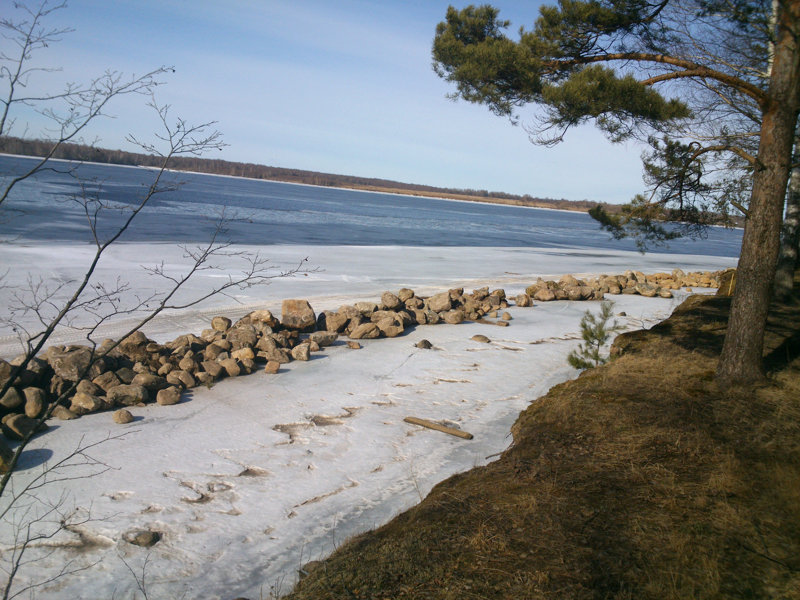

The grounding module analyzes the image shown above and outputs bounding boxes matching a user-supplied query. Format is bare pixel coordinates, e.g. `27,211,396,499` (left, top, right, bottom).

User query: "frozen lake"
0,154,741,254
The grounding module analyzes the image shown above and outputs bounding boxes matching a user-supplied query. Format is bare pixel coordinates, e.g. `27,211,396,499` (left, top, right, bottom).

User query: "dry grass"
286,288,800,600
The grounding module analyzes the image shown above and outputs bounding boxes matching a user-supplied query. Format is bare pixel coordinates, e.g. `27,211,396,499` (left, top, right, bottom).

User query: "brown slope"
286,288,800,600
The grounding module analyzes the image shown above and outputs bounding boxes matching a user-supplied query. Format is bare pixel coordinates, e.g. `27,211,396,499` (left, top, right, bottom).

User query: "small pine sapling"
567,301,625,370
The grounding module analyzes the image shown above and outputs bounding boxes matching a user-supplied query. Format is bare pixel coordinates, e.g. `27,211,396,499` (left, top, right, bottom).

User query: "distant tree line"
0,136,607,213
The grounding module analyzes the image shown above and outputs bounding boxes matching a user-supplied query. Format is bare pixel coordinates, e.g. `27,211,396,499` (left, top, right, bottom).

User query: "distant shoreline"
0,137,602,214
0,152,589,216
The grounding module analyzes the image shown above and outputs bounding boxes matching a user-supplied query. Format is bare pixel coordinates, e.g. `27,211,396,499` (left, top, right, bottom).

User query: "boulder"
113,409,134,424
426,292,452,313
204,342,228,361
45,346,104,382
309,331,338,347
0,360,12,388
564,285,594,301
225,327,258,350
397,288,415,302
347,341,362,349
515,294,532,307
107,384,149,406
635,283,658,297
201,360,224,379
416,339,433,349
70,392,110,415
124,530,161,547
0,437,14,473
291,344,311,361
354,301,378,316
51,405,78,420
409,308,427,325
471,334,491,343
0,387,24,411
472,286,490,300
560,274,580,287
349,322,380,340
533,288,556,302
258,348,291,364
375,316,404,338
115,367,136,384
2,414,45,441
240,358,256,375
211,316,232,332
23,387,46,418
716,269,736,296
337,305,362,320
218,358,241,378
380,291,402,310
424,310,441,325
9,356,50,387
77,379,104,396
131,373,169,393
318,311,349,333
405,296,424,309
264,361,281,374
156,386,182,406
442,309,465,325
168,333,206,352
121,331,148,347
244,309,279,328
232,347,256,361
118,332,151,361
281,299,317,332
501,312,512,321
178,355,199,373
93,370,122,392
157,364,174,376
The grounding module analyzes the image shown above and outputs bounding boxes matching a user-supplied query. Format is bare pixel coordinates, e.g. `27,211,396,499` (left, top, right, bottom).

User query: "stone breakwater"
0,269,726,463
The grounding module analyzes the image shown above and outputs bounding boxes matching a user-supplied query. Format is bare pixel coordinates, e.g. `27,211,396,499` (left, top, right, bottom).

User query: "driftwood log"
403,416,473,440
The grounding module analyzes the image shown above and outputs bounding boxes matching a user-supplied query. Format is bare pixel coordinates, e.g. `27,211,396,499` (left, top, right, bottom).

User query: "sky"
5,0,648,203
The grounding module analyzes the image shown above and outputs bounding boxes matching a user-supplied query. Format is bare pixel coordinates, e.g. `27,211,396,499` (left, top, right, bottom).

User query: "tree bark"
773,136,800,300
717,0,800,386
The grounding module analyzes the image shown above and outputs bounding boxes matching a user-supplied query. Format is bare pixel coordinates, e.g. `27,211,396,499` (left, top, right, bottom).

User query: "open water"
0,154,741,256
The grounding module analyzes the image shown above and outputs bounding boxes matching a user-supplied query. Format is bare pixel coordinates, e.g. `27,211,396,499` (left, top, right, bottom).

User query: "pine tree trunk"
716,0,800,386
773,136,800,300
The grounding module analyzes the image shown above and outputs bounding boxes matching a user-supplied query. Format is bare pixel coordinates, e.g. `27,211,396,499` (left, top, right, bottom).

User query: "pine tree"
567,301,624,370
432,1,800,385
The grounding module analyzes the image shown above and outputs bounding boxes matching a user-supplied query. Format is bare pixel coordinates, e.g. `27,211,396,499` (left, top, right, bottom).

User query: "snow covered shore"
0,242,737,599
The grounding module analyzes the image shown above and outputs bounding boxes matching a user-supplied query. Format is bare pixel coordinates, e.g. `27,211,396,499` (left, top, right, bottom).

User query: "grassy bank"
286,287,800,599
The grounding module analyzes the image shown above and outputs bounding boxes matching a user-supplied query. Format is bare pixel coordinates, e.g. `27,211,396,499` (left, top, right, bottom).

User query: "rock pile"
521,268,722,304
0,269,726,453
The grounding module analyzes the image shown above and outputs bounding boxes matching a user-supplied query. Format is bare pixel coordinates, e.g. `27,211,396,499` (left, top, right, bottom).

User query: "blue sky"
7,0,647,203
